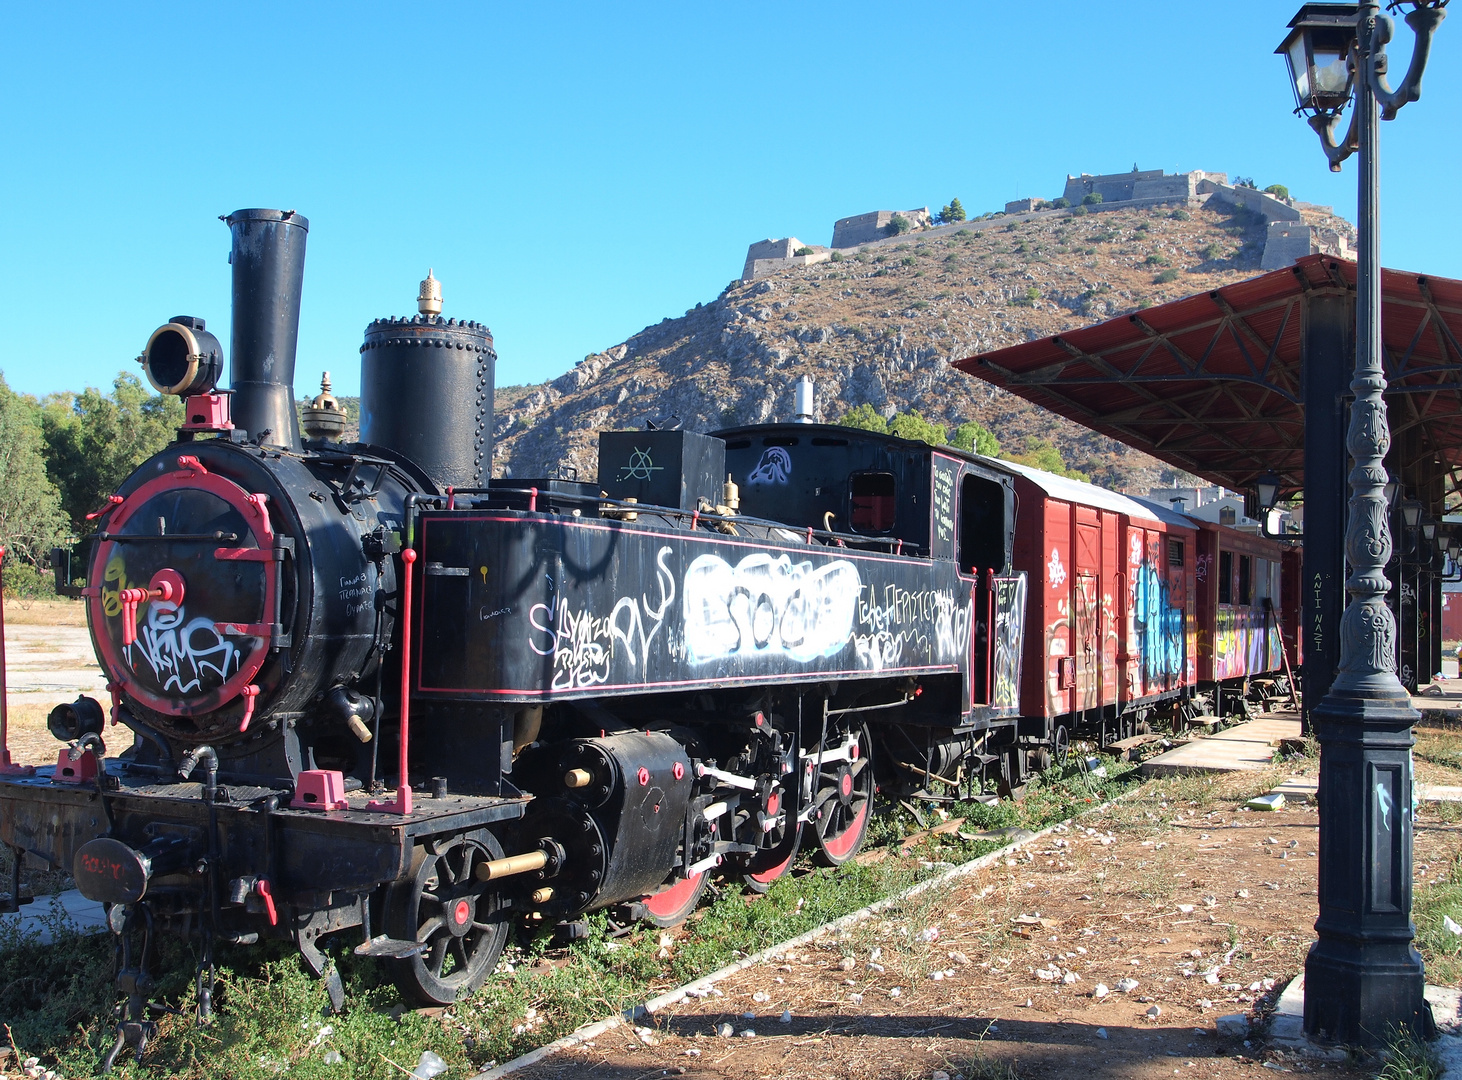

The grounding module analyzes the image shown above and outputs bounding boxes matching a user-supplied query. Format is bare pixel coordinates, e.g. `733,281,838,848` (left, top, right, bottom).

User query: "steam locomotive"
0,209,1298,1065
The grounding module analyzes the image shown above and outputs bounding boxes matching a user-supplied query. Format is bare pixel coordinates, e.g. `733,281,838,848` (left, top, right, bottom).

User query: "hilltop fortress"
742,167,1354,281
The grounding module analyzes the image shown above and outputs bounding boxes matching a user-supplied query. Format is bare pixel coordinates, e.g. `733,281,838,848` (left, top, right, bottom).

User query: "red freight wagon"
1000,461,1199,750
1193,524,1297,692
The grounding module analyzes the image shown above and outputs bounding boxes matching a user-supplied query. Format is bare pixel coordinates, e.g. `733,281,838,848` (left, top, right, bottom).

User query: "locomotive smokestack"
224,209,309,450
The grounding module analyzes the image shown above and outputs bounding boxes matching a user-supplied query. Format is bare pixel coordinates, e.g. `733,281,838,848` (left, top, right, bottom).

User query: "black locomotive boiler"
0,209,1038,1058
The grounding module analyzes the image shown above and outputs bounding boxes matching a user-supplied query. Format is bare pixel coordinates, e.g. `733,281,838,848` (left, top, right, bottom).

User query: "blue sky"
2,1,1458,400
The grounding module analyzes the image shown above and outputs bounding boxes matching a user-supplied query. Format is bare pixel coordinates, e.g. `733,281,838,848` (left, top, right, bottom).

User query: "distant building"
1062,168,1224,207
830,208,932,249
1149,484,1295,536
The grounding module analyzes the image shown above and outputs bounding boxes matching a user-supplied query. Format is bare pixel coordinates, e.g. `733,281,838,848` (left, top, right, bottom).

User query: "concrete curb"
471,791,1136,1080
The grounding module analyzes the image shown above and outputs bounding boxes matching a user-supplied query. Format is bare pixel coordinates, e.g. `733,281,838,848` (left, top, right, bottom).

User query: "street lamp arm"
1307,108,1358,171
1370,6,1447,119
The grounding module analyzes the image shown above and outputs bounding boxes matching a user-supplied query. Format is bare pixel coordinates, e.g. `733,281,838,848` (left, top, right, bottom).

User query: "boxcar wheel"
807,723,874,867
1052,724,1070,768
386,835,510,1006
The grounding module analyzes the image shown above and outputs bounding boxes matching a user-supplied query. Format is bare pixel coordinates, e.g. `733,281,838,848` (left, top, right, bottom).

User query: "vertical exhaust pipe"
224,209,309,449
794,376,816,423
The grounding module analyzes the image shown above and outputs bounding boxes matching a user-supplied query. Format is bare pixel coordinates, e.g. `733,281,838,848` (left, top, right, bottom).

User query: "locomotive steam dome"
359,271,496,491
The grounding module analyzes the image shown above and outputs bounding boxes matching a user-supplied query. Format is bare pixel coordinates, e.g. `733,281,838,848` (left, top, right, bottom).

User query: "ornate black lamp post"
1277,0,1447,1045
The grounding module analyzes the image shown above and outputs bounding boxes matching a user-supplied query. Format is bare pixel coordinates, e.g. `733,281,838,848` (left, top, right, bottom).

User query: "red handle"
255,878,277,926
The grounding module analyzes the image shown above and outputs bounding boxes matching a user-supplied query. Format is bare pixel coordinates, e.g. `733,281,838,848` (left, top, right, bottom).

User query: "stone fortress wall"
742,167,1354,281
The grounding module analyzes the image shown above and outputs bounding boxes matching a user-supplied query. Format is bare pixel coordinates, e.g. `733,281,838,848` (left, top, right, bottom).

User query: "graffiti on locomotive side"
683,552,859,664
747,447,791,486
128,602,243,695
992,574,1027,711
103,552,244,695
529,546,677,690
851,583,970,671
933,467,954,544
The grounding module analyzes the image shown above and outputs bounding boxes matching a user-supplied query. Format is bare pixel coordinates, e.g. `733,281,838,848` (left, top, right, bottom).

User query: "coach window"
958,473,1005,575
1168,538,1184,566
1239,554,1253,605
849,472,896,534
1219,550,1234,604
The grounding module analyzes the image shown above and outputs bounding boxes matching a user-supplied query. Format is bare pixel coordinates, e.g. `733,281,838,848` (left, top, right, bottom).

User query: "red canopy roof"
952,254,1462,496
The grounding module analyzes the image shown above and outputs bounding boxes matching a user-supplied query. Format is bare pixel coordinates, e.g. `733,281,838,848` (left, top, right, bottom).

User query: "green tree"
836,403,888,434
936,198,966,224
951,421,1000,457
1082,192,1103,206
1263,183,1290,199
0,372,68,581
42,372,184,532
1009,436,1089,481
886,214,912,236
887,410,947,446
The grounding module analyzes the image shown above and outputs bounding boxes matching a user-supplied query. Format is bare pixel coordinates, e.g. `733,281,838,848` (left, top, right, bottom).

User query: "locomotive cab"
716,423,1014,568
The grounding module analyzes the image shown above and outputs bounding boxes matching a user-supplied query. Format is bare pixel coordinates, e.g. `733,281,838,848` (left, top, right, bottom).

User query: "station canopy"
952,254,1462,497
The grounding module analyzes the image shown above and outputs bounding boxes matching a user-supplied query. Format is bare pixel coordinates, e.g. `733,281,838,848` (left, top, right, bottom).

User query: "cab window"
849,472,896,534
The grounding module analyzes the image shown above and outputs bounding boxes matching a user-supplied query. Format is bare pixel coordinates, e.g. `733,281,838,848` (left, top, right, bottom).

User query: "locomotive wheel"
386,835,510,1006
641,870,708,928
807,724,874,867
740,785,803,894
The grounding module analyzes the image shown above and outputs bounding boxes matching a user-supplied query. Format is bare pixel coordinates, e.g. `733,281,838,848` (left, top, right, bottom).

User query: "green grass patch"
1413,851,1462,984
2,761,1141,1077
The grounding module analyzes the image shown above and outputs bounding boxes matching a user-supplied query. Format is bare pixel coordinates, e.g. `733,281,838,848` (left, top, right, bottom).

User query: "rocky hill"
328,197,1356,496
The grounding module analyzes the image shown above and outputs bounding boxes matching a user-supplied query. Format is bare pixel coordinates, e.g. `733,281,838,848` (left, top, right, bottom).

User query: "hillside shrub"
887,410,947,446
837,404,888,434
855,252,870,263
1072,205,1088,216
1082,193,1103,206
951,421,1000,457
1201,242,1224,260
886,214,912,236
1154,268,1180,283
1170,209,1191,221
1052,197,1071,209
794,246,814,256
901,256,917,267
1010,436,1088,481
830,251,845,262
1144,254,1170,266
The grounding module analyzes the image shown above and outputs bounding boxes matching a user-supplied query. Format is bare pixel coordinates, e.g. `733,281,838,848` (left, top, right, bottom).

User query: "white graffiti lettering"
126,602,242,694
527,548,677,690
747,447,792,486
683,552,859,664
1047,548,1067,587
853,584,970,669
